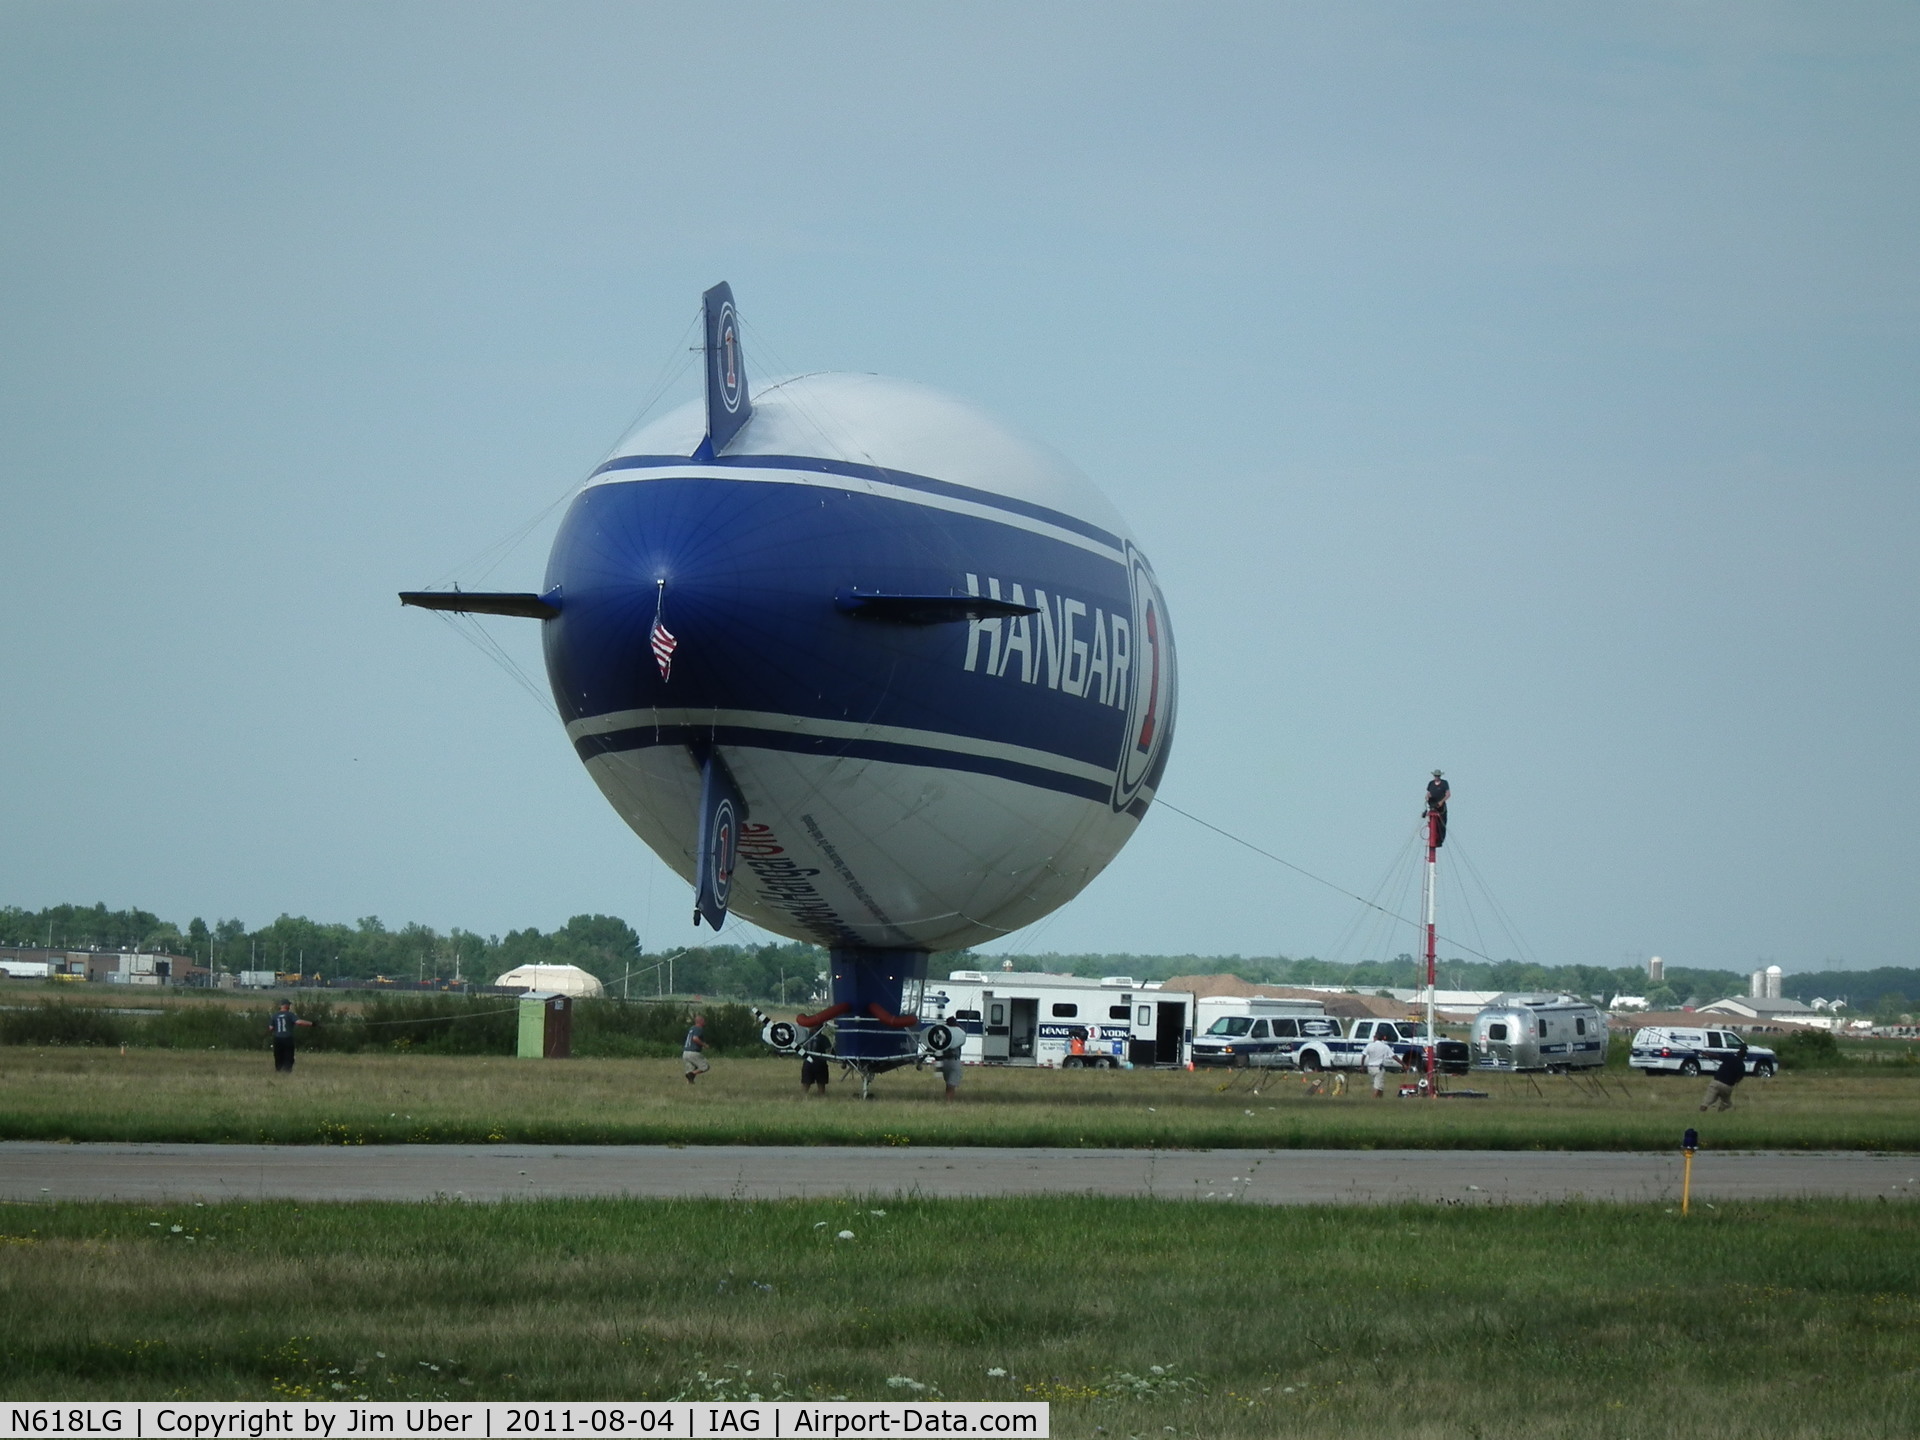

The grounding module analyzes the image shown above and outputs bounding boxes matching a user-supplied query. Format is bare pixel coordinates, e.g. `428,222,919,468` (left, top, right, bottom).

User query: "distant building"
1700,995,1815,1023
1159,975,1397,1020
494,963,605,998
1158,975,1501,1021
1648,956,1665,983
0,945,204,985
1611,1004,1831,1034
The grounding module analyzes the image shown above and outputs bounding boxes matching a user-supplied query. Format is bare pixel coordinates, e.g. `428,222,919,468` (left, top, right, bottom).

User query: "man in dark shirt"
1701,1040,1749,1111
267,1001,313,1074
1425,771,1450,847
800,1028,833,1098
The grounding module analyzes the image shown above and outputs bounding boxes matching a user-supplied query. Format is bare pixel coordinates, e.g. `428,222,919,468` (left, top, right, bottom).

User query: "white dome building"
495,963,604,998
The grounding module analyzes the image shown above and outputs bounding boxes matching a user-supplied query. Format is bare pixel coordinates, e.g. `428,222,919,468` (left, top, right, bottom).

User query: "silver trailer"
1471,992,1608,1072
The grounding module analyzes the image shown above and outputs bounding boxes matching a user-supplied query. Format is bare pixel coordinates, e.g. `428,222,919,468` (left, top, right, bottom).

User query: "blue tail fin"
700,282,752,454
694,750,746,930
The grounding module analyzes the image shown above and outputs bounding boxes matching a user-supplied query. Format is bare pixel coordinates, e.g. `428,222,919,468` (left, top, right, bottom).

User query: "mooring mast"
1421,769,1450,1094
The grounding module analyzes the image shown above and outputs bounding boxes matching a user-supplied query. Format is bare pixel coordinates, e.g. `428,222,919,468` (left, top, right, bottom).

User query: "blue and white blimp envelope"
404,284,1176,1074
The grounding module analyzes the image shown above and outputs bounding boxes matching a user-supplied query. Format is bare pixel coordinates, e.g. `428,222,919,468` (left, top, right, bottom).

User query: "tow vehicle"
1629,1026,1777,1078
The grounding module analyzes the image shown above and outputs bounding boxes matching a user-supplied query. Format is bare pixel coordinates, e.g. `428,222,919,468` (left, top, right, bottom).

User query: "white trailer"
925,971,1194,1068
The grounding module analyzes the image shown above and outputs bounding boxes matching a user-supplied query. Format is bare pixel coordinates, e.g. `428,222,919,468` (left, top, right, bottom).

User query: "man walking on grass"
1363,1033,1396,1097
683,1014,711,1084
267,1000,313,1074
937,1039,964,1100
1701,1038,1749,1111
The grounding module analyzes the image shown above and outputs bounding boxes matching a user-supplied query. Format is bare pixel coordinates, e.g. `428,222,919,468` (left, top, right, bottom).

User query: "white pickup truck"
1291,1018,1471,1076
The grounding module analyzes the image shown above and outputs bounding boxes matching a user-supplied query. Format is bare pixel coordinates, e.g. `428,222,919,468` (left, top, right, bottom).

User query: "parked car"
1191,1014,1341,1068
1629,1026,1777,1078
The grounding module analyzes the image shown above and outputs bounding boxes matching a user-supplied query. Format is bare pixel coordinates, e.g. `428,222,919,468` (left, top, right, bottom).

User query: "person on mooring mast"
1425,770,1450,847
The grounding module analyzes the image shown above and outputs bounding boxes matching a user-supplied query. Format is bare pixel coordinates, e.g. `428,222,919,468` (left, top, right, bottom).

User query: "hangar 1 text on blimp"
403,285,1177,1079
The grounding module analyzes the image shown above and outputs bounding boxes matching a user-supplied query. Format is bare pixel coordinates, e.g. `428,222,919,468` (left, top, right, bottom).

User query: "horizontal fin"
835,589,1039,626
399,591,559,620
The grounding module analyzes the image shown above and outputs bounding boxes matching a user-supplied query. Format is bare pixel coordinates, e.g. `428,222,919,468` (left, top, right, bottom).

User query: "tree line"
6,900,1915,1017
0,902,827,1002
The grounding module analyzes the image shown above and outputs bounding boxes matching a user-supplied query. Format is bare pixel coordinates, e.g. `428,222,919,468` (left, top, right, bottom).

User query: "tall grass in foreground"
3,1048,1919,1150
0,1197,1914,1438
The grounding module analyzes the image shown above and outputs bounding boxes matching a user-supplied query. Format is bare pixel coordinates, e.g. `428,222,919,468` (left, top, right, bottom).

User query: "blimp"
403,285,1176,1080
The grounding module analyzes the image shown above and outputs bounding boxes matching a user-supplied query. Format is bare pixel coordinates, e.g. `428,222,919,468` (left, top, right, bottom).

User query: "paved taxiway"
3,1143,1916,1205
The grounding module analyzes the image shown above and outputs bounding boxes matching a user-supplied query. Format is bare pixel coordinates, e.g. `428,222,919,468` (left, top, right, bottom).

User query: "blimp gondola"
403,285,1177,1087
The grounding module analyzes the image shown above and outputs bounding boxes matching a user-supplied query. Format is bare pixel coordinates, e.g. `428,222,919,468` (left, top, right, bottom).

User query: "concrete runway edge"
3,1143,1919,1205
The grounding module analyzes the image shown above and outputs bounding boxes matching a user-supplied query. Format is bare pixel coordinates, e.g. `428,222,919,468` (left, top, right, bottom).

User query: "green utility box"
516,991,574,1059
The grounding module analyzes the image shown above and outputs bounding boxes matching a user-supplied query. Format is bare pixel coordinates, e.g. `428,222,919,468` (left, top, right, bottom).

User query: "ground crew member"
267,1000,313,1074
938,1040,965,1100
1701,1038,1749,1111
1426,770,1450,847
1363,1034,1396,1097
800,1028,833,1097
683,1014,711,1084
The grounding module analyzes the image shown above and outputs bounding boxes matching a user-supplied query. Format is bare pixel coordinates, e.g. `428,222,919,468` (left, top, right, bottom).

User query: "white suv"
1629,1026,1777,1078
1191,1014,1341,1068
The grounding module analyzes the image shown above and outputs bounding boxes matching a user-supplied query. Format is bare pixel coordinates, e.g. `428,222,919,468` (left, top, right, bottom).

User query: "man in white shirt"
1363,1035,1397,1097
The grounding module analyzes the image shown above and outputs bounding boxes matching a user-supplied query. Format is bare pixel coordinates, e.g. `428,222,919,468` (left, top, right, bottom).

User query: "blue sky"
3,3,1915,973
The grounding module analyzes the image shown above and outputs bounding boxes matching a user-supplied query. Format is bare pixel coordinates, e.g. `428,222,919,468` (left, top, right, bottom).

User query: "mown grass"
1,1195,1916,1438
4,1047,1919,1150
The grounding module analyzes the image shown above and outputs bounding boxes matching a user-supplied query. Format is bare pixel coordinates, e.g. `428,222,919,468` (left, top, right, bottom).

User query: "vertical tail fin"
694,749,746,930
701,282,752,454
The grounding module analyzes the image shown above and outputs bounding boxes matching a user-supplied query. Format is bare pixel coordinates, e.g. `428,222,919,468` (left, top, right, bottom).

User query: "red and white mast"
1422,772,1445,1095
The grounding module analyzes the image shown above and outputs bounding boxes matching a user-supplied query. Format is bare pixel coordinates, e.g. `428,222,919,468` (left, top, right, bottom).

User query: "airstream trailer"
1471,993,1608,1072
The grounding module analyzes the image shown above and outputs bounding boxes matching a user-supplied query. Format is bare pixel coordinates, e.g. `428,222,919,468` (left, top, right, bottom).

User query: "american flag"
650,617,677,681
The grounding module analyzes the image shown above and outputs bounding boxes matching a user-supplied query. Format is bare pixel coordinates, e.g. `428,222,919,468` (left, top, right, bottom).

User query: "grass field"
3,1047,1919,1150
1,1194,1915,1437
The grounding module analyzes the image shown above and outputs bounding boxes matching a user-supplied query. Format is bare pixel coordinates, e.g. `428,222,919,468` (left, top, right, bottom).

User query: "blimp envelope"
538,297,1178,957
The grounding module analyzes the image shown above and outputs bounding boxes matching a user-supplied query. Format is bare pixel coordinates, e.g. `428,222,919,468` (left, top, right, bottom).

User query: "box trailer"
925,971,1194,1068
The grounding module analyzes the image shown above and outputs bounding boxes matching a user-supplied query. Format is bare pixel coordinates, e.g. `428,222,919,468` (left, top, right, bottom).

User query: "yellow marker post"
1682,1127,1699,1215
